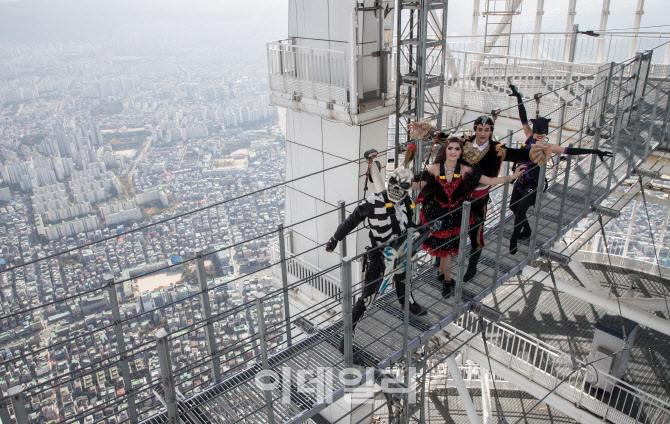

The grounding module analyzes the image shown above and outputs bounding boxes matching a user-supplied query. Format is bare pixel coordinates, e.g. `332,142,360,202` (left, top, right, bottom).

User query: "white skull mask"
387,167,413,203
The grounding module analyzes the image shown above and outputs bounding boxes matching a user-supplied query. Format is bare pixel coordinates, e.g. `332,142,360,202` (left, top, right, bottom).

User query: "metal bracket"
539,249,571,266
591,204,621,218
632,166,660,179
469,302,503,322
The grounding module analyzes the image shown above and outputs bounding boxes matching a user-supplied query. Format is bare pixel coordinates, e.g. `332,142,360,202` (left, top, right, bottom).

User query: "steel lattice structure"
393,0,448,166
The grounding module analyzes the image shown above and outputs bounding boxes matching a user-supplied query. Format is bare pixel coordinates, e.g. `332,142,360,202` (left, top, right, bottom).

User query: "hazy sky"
0,1,667,49
0,0,289,46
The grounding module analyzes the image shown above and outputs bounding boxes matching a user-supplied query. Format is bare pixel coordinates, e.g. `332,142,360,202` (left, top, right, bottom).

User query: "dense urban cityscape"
0,37,290,422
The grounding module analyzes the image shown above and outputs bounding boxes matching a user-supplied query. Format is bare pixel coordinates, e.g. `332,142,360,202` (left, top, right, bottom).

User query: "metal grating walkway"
140,74,670,424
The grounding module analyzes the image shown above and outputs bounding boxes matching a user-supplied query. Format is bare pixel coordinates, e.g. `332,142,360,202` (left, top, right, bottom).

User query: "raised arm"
325,200,374,252
509,83,533,139
478,164,527,186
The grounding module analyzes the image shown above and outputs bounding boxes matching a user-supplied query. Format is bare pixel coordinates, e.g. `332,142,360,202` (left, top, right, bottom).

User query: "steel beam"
277,224,292,347
105,275,137,422
155,329,180,423
255,294,276,423
7,386,28,424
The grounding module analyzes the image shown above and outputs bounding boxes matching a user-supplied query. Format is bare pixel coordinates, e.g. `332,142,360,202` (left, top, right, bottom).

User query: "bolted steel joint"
540,249,571,265
591,204,621,218
469,302,503,322
632,166,660,179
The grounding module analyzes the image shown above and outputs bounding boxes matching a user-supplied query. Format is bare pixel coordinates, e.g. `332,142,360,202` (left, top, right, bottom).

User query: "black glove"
508,83,527,124
325,237,338,252
565,147,613,162
508,83,522,99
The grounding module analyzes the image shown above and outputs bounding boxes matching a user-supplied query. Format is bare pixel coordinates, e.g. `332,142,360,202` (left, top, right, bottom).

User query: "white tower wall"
281,0,395,281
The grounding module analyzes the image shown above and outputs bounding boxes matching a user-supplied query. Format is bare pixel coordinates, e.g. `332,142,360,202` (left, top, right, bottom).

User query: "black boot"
442,278,455,298
409,302,428,316
509,237,518,255
463,249,481,282
509,227,520,255
396,277,428,316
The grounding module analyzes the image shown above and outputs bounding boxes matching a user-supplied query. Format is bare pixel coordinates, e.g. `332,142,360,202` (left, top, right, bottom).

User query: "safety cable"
637,175,665,279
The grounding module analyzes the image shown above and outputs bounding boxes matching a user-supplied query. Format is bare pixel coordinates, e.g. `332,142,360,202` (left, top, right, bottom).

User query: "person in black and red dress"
413,136,528,296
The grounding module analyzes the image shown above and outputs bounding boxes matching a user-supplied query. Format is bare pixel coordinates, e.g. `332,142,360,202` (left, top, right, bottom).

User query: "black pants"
468,198,488,251
351,249,410,330
510,188,535,240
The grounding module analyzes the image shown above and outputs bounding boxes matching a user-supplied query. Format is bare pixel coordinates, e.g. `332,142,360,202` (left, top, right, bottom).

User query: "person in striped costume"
414,137,529,296
325,166,427,362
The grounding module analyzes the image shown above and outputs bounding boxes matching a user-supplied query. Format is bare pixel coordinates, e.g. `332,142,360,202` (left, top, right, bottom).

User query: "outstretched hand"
540,143,553,158
512,164,527,179
596,149,613,162
408,120,436,140
325,237,338,252
508,83,522,99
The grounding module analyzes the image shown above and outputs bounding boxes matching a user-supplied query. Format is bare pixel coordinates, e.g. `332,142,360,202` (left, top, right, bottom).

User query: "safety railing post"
255,294,276,424
413,140,424,225
155,329,180,423
600,63,616,127
402,227,414,360
552,100,567,180
556,144,574,242
528,166,546,262
585,127,601,210
629,92,644,178
337,201,347,257
277,224,292,347
419,353,427,424
402,225,415,424
105,274,137,423
576,91,588,149
453,201,471,320
493,131,512,286
340,256,354,370
660,88,670,150
607,109,623,194
195,250,221,383
646,83,662,159
7,386,28,424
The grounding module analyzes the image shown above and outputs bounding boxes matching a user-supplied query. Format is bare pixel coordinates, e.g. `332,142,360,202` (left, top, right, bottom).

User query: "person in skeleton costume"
507,84,612,254
414,137,528,295
326,165,427,361
409,119,552,283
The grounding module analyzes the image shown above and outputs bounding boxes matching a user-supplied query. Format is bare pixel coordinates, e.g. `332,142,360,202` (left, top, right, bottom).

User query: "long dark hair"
433,137,463,164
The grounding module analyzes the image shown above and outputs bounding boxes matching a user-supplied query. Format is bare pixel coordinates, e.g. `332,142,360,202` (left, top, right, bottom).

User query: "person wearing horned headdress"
507,83,612,254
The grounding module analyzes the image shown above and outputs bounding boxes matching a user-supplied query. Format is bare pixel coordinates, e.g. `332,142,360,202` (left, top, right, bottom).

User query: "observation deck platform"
138,59,670,424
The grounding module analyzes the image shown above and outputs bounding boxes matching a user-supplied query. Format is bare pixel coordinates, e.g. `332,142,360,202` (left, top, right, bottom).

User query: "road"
125,136,152,177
